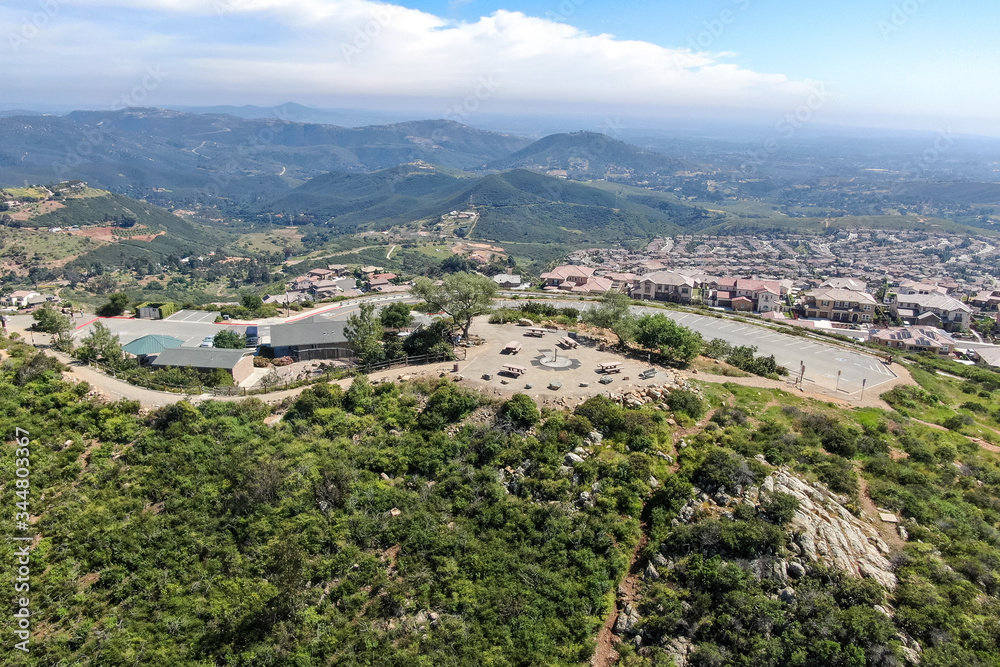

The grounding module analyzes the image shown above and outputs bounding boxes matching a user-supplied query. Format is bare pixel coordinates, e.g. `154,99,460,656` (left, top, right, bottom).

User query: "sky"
2,0,999,136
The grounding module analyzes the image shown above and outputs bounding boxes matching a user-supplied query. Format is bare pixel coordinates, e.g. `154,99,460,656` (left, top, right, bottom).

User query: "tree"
241,293,264,312
380,302,413,330
403,320,454,358
345,301,384,365
32,305,73,351
582,291,637,346
635,313,702,364
411,272,497,339
259,368,282,392
501,394,541,428
213,329,245,349
32,305,70,335
97,292,130,317
77,321,124,368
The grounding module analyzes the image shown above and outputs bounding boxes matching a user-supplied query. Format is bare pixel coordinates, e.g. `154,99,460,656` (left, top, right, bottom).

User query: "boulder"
786,562,806,579
565,453,585,465
613,604,641,636
644,562,660,582
778,587,796,604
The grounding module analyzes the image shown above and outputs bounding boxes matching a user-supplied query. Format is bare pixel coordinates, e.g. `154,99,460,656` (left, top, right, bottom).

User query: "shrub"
666,389,706,420
272,356,293,366
501,394,541,428
943,414,975,432
711,406,748,428
759,492,800,525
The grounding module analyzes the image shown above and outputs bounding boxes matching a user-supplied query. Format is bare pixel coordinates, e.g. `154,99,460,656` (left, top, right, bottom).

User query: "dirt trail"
855,474,905,550
911,417,1000,454
592,525,650,667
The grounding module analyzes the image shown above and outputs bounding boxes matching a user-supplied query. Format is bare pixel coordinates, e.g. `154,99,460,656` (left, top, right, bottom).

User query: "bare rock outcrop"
769,469,896,590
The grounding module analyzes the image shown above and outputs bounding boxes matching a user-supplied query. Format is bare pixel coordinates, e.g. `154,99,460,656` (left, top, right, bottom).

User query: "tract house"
800,287,878,323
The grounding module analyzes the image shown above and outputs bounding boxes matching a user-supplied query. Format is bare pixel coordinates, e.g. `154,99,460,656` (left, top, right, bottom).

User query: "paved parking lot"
639,309,896,396
166,309,220,324
73,311,248,348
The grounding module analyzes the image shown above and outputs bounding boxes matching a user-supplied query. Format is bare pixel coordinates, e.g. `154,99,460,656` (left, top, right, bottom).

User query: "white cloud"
10,0,816,113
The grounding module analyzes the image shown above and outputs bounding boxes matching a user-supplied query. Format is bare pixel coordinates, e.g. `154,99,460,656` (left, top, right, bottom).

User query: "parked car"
244,325,259,347
200,336,214,348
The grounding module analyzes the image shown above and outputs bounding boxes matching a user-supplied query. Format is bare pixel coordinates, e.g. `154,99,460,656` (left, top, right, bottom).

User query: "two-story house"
800,287,878,323
540,265,613,293
891,293,972,332
706,278,786,313
632,271,696,303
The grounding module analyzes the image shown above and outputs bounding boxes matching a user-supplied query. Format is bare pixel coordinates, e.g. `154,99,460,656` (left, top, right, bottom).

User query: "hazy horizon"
3,1,999,138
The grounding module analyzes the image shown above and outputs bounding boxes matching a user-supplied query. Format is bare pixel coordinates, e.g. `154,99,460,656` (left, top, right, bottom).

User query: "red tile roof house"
539,265,614,294
706,278,785,313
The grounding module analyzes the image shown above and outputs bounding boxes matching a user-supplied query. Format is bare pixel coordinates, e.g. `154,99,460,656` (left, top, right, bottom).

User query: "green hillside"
9,190,232,270
267,163,475,228
487,131,689,177
447,170,719,243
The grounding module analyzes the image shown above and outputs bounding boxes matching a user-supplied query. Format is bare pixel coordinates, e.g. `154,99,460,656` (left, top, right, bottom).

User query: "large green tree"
635,313,703,364
582,291,637,346
76,321,125,367
32,305,73,351
379,301,414,330
213,329,246,349
411,272,497,339
345,301,384,365
96,292,130,317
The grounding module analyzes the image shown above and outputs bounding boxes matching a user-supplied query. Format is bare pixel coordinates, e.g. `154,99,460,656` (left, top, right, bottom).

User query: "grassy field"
4,186,49,200
0,228,98,266
234,227,304,253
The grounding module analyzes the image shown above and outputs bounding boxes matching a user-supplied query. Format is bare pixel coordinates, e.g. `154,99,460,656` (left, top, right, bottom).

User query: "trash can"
453,362,460,373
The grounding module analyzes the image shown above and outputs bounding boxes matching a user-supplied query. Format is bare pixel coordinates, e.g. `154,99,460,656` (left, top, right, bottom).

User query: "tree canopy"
635,313,703,365
582,291,636,346
96,292,130,317
345,301,385,365
212,329,246,349
411,272,497,338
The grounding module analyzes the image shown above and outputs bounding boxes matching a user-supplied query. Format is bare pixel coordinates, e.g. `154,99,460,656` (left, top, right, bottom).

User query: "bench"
501,364,527,377
525,328,547,337
639,368,656,380
558,336,579,349
599,362,623,374
503,341,522,354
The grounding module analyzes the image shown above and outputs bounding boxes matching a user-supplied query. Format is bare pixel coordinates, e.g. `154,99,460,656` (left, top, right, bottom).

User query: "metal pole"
861,378,866,400
836,369,841,392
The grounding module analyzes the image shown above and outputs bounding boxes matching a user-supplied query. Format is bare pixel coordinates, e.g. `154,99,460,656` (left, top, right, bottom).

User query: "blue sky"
2,0,999,135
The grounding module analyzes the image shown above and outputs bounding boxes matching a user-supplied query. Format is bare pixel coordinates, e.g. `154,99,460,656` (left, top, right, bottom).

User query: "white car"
199,336,214,348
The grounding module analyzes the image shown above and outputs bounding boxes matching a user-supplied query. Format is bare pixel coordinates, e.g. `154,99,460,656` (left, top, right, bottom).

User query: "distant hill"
443,169,716,243
486,131,689,179
267,166,721,244
174,102,415,127
266,163,475,228
2,185,230,269
0,108,533,207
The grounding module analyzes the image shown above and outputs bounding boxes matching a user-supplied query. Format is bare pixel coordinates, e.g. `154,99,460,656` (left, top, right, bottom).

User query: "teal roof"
122,334,186,356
